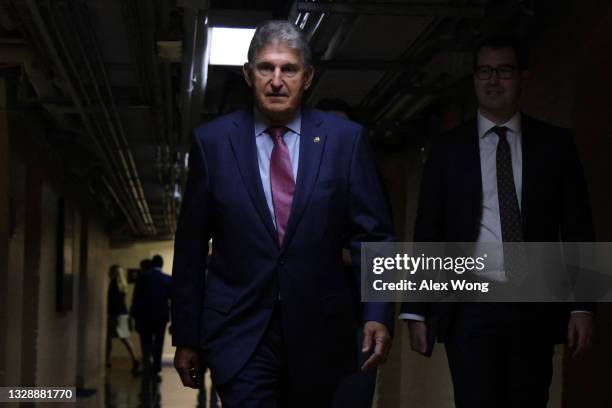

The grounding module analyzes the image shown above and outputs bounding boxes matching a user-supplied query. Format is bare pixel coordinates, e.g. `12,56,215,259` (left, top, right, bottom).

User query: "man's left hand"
567,313,594,358
360,321,392,371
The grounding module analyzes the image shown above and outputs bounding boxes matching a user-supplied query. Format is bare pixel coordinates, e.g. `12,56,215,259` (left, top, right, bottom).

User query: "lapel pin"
314,136,320,143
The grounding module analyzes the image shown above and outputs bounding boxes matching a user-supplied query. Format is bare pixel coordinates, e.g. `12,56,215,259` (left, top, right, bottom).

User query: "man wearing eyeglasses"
171,20,394,407
400,35,595,407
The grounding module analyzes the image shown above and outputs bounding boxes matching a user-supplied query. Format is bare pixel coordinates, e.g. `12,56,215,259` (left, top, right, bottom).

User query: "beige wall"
520,1,612,407
35,184,79,385
2,102,112,408
0,80,9,387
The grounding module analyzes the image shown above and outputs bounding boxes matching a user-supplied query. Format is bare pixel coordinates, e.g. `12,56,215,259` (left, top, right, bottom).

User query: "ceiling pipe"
358,18,443,125
187,10,210,136
73,2,157,235
179,7,196,149
305,12,325,40
141,0,176,235
178,0,210,150
47,1,154,236
295,2,484,18
142,0,169,148
100,174,138,234
175,1,209,232
120,0,178,235
32,2,137,230
23,0,142,233
160,2,177,235
305,12,359,104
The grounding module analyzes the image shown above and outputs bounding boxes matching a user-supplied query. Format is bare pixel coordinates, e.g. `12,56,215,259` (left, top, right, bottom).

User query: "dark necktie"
268,126,295,245
492,125,526,282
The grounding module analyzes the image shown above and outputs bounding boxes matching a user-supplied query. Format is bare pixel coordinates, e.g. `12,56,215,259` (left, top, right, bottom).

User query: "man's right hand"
406,320,428,354
174,347,203,388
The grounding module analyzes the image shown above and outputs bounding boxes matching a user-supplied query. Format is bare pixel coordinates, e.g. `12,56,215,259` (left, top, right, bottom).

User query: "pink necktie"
267,126,295,245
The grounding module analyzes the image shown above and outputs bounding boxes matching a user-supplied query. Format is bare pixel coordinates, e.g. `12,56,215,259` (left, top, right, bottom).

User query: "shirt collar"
253,106,302,137
477,110,521,138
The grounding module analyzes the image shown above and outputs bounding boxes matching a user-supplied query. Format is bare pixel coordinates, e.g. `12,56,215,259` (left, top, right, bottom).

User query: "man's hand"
174,347,204,388
360,321,392,371
406,320,428,355
567,313,593,358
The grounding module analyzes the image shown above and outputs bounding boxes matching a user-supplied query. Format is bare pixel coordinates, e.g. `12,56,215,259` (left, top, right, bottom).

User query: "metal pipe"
48,1,153,235
40,2,134,223
358,17,442,123
101,175,138,234
179,7,197,148
306,13,359,103
143,0,168,147
23,0,141,233
188,10,210,133
305,13,325,40
74,2,157,235
296,2,484,18
321,14,357,60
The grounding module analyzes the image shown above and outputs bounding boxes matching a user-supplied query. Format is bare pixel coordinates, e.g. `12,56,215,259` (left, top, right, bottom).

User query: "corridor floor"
102,358,217,408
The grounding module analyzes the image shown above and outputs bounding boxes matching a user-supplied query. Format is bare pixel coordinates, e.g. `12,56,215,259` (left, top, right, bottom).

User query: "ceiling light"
209,27,255,66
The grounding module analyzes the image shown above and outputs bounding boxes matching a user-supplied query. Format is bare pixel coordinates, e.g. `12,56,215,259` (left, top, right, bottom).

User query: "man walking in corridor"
171,20,395,407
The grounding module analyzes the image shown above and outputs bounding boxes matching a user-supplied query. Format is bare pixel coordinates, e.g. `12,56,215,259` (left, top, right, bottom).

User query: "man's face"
243,42,314,124
473,47,523,117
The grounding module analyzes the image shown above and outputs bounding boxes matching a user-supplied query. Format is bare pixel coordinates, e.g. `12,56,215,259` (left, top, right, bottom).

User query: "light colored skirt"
115,314,130,339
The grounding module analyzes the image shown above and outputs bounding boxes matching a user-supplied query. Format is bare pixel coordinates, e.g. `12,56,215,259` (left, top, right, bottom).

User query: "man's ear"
303,66,315,90
243,63,253,88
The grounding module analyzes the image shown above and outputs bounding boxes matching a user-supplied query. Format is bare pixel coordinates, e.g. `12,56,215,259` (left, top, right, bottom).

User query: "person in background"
131,255,172,382
106,264,140,375
400,35,595,407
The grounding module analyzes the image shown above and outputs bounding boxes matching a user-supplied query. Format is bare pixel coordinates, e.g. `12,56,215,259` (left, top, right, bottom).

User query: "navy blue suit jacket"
171,108,394,386
401,114,595,349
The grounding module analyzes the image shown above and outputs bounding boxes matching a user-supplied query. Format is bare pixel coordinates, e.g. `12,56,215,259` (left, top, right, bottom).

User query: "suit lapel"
464,120,483,239
281,108,326,251
227,110,278,245
520,114,531,230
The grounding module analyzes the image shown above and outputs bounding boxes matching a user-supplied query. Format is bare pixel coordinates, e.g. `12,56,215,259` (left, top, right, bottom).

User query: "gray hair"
247,20,312,68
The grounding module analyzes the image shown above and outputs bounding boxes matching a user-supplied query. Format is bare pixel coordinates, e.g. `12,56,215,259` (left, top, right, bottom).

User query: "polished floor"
102,358,218,408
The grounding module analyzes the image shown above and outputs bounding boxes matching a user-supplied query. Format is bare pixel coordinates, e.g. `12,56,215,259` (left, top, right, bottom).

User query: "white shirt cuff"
570,310,593,315
398,313,425,322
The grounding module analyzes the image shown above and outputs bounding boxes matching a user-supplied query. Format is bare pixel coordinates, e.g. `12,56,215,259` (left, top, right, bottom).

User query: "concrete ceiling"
0,0,538,240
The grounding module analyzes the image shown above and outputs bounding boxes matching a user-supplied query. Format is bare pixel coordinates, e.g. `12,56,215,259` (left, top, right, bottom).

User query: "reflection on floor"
104,358,217,408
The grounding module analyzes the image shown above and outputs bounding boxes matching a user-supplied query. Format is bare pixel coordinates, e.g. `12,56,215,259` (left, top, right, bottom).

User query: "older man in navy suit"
171,20,394,407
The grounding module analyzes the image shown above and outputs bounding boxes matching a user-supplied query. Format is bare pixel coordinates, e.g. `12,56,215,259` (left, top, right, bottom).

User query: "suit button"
279,259,285,266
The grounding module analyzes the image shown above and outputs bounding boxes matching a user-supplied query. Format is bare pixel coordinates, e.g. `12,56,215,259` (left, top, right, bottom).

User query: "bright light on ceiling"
209,27,255,66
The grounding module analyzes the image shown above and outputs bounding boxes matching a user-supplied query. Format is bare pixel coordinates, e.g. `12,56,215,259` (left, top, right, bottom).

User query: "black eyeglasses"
474,65,518,80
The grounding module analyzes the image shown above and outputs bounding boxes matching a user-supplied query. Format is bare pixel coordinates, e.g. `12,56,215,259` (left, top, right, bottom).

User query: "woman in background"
106,264,140,375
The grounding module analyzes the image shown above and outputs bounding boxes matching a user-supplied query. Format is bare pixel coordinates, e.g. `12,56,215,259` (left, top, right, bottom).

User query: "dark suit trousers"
331,327,376,408
445,304,555,408
138,324,167,374
215,304,349,408
215,305,287,408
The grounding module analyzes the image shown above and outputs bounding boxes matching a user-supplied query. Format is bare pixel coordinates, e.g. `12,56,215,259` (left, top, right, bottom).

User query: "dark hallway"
1,0,612,407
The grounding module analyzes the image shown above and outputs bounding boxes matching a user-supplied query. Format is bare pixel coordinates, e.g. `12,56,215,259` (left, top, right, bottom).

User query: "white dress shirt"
400,111,589,321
